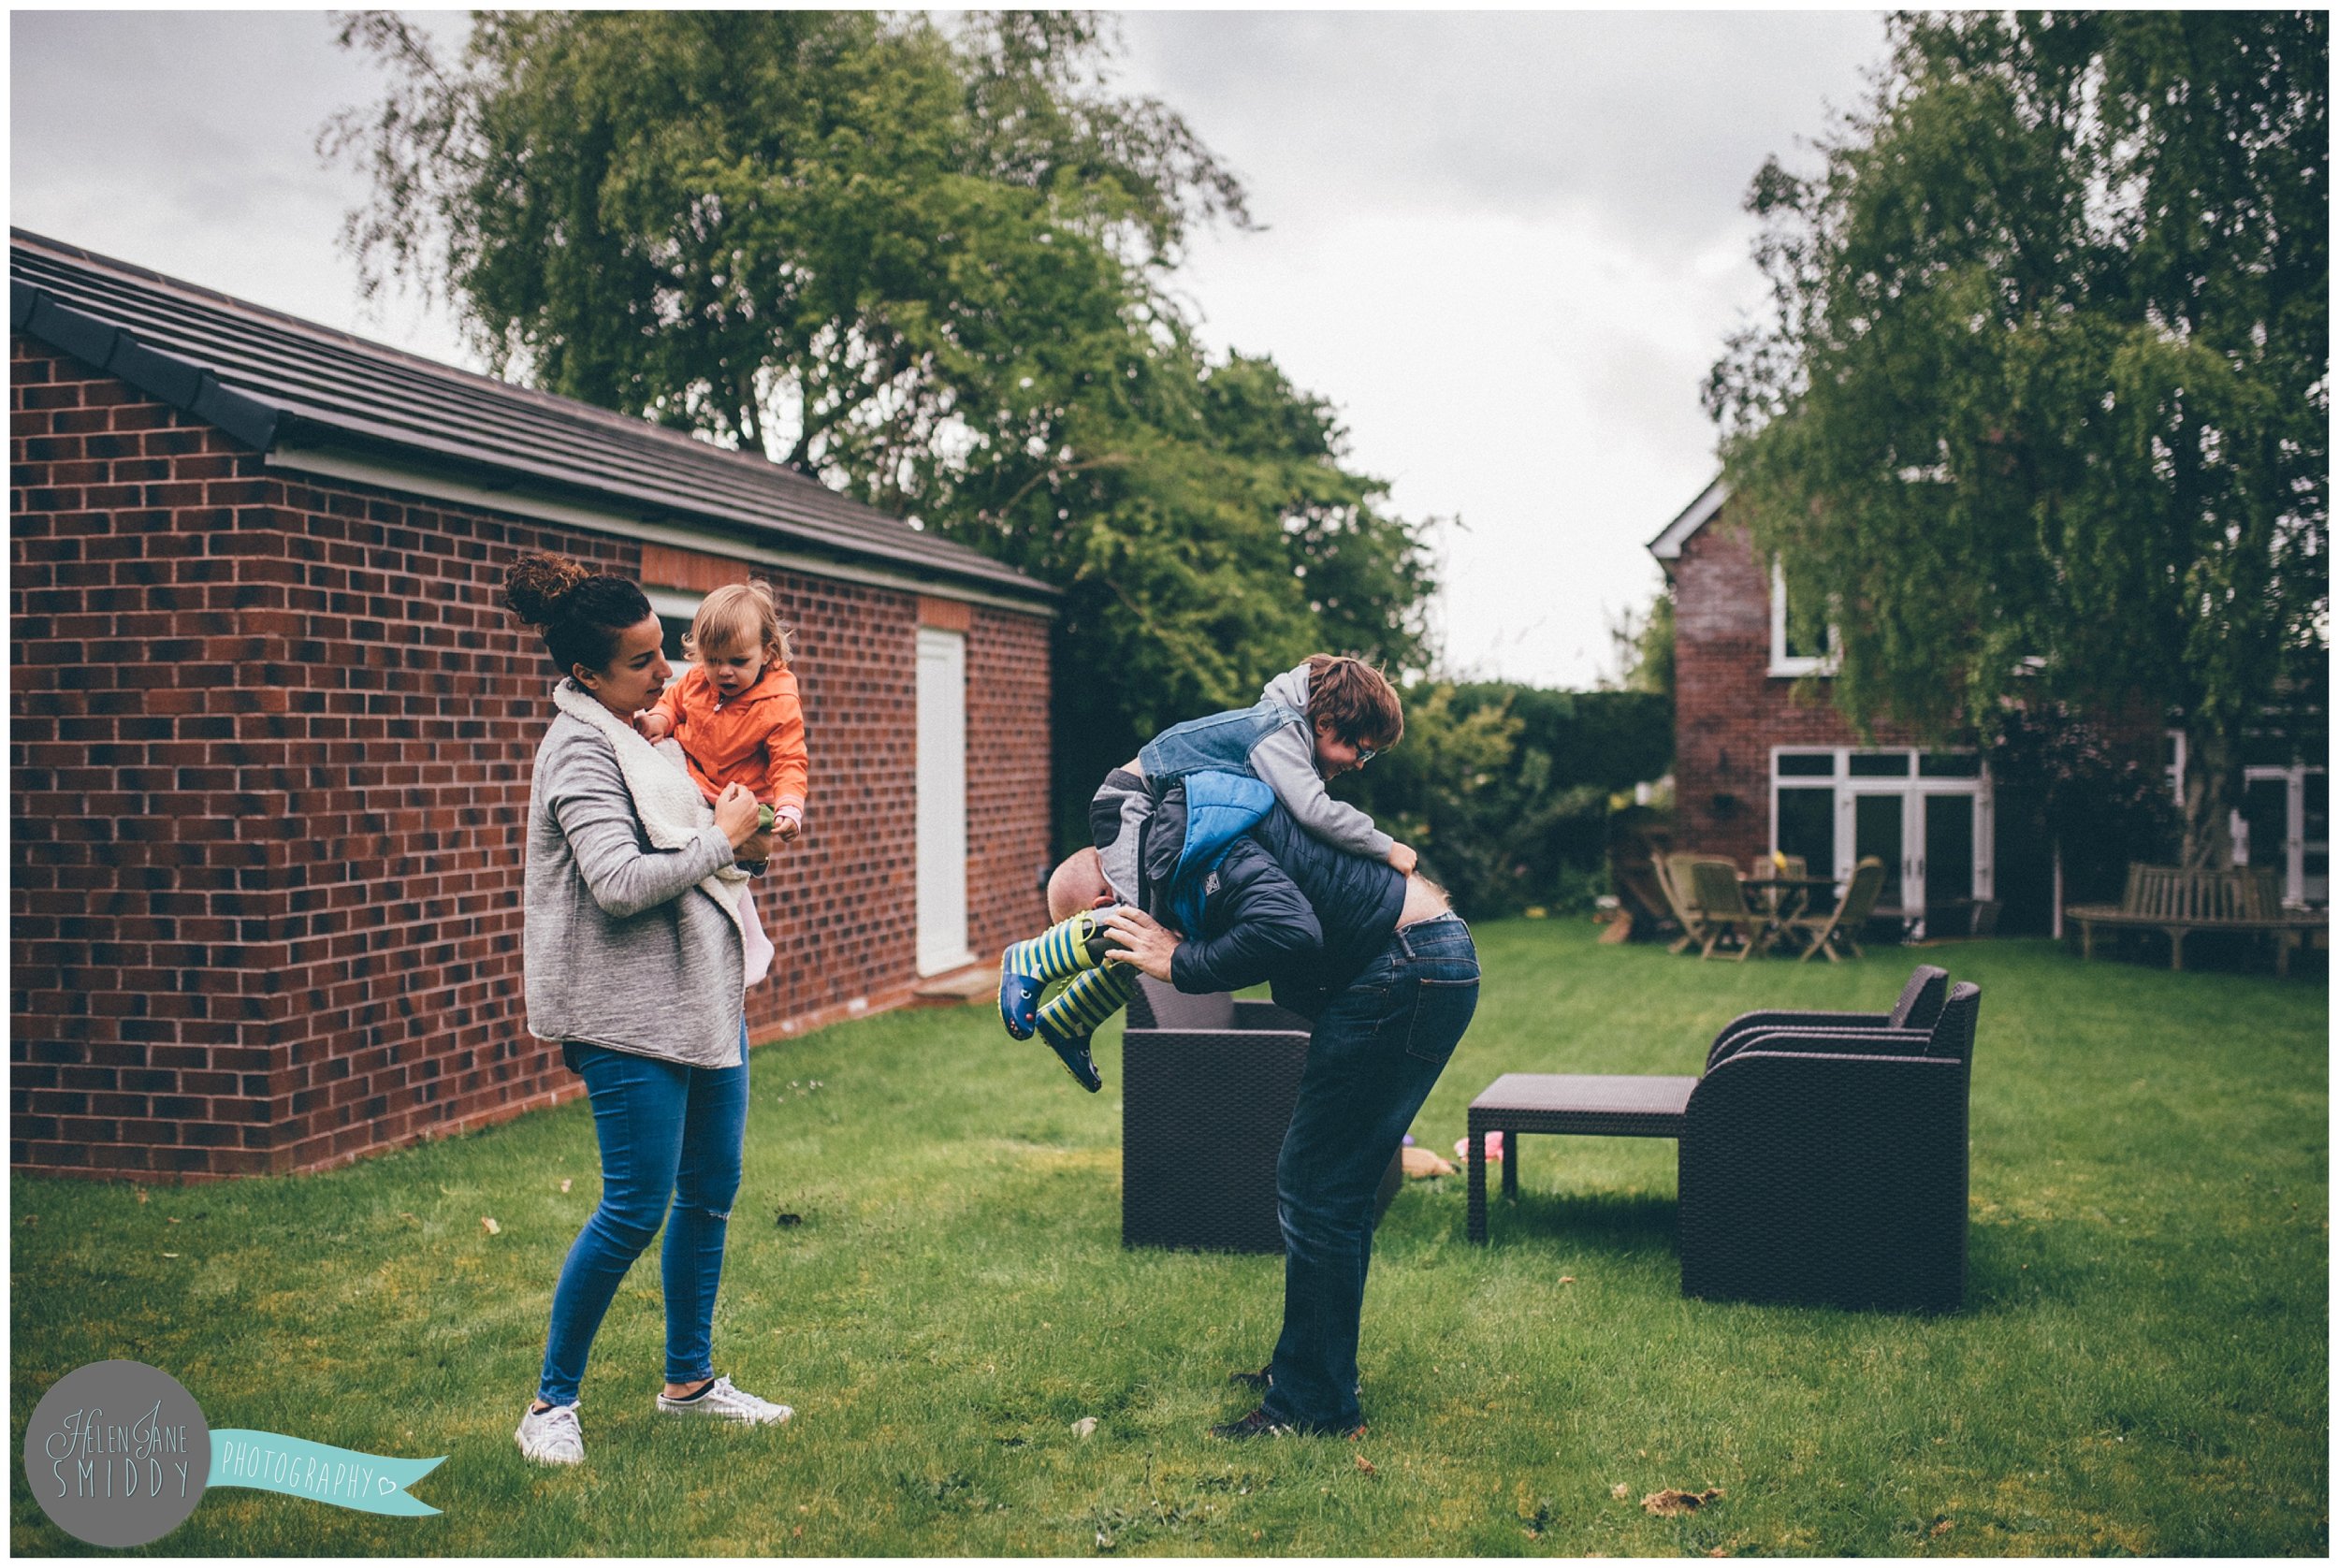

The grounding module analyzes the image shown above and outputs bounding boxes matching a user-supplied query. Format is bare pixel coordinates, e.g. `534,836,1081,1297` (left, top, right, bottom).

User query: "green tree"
1605,586,1675,700
1342,682,1673,917
1707,12,2327,865
323,10,1434,837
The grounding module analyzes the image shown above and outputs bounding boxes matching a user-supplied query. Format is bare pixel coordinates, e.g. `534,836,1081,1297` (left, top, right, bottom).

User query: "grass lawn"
10,922,2328,1556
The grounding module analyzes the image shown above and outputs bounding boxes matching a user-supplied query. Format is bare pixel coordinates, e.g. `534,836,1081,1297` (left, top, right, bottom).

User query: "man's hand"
1387,841,1419,877
1097,905,1181,982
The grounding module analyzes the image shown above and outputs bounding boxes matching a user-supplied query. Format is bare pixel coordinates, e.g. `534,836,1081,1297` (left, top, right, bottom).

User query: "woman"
502,551,789,1467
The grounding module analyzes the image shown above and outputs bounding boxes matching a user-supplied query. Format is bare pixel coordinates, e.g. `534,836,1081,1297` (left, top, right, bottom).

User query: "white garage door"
916,627,973,975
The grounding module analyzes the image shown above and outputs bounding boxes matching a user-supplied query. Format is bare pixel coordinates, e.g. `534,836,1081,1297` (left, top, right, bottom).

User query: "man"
1051,784,1480,1438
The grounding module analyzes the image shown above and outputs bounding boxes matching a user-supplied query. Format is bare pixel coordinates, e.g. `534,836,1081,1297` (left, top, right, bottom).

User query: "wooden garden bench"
2066,863,2326,976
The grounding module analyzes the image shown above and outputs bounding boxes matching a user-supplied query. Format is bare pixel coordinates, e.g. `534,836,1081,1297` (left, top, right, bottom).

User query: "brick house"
10,229,1057,1182
1651,479,2329,936
1650,479,2007,935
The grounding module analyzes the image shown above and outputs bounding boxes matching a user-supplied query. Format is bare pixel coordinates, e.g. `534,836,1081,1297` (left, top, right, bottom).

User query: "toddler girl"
637,582,808,866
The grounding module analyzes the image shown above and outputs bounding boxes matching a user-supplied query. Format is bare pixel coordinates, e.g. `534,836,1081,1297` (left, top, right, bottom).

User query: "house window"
646,589,703,666
1768,561,1837,676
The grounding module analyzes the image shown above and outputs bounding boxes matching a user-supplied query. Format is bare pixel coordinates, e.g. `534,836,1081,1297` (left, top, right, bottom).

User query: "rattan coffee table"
1465,1072,1700,1242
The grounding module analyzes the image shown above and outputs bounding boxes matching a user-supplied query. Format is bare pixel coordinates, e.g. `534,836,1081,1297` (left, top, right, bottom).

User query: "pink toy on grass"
1453,1131,1504,1161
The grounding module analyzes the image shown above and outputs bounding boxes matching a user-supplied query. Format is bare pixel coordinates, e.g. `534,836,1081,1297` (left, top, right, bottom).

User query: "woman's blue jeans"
535,1028,748,1407
1259,914,1479,1432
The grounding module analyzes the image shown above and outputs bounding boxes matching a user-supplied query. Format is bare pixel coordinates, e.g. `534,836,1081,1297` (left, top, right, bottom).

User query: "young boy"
999,655,1416,1091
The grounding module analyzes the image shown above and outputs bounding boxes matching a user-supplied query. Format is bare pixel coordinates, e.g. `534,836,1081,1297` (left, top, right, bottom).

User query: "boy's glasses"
1352,742,1377,765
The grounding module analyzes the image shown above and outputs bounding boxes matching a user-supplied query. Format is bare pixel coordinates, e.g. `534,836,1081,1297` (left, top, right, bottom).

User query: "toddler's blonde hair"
682,580,792,667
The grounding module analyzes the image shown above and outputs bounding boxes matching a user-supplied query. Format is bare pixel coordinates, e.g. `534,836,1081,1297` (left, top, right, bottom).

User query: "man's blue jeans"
536,1028,748,1407
1260,914,1479,1432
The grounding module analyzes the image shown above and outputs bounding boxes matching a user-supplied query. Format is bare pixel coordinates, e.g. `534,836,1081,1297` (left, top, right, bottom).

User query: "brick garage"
10,231,1055,1182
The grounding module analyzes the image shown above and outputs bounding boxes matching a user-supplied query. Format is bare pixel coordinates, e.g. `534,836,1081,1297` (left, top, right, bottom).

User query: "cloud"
9,8,1886,687
1114,11,1886,247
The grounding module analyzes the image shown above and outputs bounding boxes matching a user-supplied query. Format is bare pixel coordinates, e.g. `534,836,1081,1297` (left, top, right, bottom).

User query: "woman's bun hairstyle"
503,551,654,678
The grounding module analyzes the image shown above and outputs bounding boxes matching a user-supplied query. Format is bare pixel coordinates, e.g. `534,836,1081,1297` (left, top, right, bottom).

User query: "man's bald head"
1047,848,1112,922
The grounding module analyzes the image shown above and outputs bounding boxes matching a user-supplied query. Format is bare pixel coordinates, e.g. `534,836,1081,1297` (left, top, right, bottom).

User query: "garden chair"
1678,980,1980,1312
1659,852,1736,955
1782,856,1885,963
1687,859,1772,960
1650,853,1701,953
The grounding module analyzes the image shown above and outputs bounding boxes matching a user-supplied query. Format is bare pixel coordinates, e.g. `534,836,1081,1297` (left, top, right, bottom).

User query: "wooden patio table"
1743,875,1841,954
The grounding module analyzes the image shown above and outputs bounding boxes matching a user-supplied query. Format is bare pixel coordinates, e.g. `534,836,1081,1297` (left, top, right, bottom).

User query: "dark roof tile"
9,227,1051,603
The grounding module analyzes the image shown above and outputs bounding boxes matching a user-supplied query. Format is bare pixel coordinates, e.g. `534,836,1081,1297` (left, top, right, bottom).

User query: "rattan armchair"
1678,980,1980,1313
1120,976,1401,1253
1702,963,1949,1068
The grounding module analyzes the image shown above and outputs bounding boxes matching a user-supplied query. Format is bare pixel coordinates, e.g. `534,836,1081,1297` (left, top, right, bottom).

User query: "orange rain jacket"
650,662,809,817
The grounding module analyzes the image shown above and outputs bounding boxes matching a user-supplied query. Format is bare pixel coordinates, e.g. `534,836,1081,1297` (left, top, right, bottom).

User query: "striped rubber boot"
998,911,1113,1040
1033,965,1136,1094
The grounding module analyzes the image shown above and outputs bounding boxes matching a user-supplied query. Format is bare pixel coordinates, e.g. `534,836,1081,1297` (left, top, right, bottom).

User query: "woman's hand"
1097,906,1182,982
714,783,763,849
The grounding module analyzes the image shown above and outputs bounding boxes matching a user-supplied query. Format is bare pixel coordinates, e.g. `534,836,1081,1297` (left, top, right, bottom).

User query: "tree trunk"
2180,724,2238,870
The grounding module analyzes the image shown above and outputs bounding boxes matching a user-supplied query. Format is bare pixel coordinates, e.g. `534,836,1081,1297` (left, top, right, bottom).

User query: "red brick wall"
1667,504,1915,868
11,337,1050,1181
964,606,1053,960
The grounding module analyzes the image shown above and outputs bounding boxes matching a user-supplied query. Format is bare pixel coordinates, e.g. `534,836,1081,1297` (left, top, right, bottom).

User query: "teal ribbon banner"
207,1430,444,1517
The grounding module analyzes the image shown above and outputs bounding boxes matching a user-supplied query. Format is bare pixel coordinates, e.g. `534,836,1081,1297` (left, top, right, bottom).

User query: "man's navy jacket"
1139,776,1407,1021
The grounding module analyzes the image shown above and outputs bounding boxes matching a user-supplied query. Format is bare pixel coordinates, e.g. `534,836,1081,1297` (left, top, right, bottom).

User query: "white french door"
1836,783,1993,933
1777,748,1993,936
915,628,973,975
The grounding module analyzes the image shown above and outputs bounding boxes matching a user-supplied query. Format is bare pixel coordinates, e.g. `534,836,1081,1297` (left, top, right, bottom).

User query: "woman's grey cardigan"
523,711,746,1068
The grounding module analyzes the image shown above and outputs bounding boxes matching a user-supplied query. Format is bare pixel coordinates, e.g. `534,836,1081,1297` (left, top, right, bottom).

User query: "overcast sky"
10,8,1889,689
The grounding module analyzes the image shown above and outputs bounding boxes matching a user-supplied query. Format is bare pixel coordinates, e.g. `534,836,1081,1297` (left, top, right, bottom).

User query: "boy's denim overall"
1139,698,1304,783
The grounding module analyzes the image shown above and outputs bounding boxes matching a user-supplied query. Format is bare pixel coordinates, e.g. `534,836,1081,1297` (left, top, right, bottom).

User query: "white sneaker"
655,1374,793,1426
516,1401,584,1465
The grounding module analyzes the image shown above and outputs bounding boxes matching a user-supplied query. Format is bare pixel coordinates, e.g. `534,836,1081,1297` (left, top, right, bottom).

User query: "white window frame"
2235,763,2328,908
646,588,704,663
1768,747,1994,935
1768,560,1839,677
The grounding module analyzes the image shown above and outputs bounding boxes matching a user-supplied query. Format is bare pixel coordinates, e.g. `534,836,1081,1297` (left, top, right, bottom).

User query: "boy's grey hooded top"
1248,662,1393,861
1095,660,1393,907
